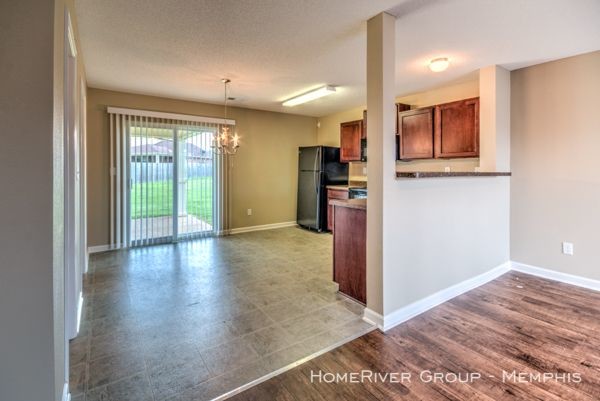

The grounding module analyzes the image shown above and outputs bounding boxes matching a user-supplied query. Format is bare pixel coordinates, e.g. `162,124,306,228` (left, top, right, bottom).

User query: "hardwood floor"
231,272,600,400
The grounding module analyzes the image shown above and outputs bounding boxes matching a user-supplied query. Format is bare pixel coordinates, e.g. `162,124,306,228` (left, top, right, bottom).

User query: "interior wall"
382,178,510,313
0,0,86,399
511,51,600,280
381,69,510,316
86,88,317,247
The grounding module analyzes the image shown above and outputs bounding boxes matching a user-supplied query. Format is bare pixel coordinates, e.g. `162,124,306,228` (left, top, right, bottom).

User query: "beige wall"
0,0,86,399
511,51,600,280
383,178,510,313
87,89,317,247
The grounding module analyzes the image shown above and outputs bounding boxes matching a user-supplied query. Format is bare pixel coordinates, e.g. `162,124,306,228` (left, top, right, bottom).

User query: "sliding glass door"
176,126,214,239
129,121,215,246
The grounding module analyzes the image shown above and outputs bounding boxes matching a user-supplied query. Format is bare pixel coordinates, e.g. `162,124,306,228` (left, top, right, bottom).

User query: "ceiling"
75,0,600,117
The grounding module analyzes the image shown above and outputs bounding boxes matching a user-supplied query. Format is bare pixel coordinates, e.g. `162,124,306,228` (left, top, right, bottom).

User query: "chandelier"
212,78,240,155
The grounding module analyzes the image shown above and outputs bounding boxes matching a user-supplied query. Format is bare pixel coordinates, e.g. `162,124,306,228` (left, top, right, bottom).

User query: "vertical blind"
108,107,233,248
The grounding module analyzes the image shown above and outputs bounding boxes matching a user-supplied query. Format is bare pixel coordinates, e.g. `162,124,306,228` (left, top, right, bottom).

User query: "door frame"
64,8,84,400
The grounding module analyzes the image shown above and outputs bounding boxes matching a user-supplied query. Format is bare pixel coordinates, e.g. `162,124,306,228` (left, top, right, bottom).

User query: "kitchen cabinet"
327,188,348,231
434,97,479,158
396,97,480,160
340,120,363,162
362,109,367,139
332,199,366,304
397,107,434,160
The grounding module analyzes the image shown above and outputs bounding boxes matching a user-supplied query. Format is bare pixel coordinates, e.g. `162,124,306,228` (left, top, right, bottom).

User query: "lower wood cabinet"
333,205,366,304
327,188,348,231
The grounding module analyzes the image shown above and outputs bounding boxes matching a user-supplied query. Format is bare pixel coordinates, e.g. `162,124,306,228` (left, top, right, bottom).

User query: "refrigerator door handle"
315,171,321,195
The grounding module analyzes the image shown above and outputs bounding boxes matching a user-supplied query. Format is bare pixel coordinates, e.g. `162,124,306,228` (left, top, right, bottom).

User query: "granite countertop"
396,171,512,179
329,198,367,210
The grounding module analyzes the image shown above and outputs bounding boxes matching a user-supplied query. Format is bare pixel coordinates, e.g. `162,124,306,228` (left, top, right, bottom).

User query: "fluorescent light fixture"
282,85,336,107
429,57,450,72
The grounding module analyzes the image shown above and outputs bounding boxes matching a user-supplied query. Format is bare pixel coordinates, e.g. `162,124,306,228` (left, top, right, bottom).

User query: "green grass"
130,177,213,223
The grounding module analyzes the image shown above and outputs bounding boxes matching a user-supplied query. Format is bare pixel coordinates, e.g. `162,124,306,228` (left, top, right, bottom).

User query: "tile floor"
70,227,374,401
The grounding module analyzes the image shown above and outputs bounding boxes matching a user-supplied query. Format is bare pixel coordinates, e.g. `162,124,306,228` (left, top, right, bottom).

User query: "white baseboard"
88,244,112,254
229,221,297,235
511,261,600,292
380,261,512,332
62,382,70,401
362,308,384,330
88,222,297,250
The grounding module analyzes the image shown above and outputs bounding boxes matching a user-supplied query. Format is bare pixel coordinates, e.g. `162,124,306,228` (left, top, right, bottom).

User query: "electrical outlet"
362,166,367,175
562,242,574,255
247,208,252,216
444,166,451,173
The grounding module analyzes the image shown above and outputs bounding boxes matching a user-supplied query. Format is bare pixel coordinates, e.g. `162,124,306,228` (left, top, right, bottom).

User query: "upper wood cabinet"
397,107,434,160
362,110,367,139
434,97,479,158
340,120,363,162
396,97,480,160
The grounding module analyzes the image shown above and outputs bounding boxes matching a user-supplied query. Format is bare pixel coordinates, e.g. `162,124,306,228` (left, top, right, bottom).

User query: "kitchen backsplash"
349,162,367,183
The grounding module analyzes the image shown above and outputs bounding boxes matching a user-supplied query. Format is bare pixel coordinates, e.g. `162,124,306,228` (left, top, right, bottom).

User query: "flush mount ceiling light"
282,85,336,107
429,57,450,72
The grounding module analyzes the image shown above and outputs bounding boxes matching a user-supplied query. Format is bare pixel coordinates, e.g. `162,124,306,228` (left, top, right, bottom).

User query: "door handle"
315,171,320,194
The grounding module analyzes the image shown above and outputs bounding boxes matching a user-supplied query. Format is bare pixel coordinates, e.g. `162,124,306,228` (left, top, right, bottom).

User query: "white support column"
365,12,396,321
479,65,511,172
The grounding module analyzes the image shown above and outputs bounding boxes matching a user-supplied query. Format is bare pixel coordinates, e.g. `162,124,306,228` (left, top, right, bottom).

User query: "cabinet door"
434,97,479,158
327,189,348,231
333,206,366,304
340,120,362,162
397,107,434,160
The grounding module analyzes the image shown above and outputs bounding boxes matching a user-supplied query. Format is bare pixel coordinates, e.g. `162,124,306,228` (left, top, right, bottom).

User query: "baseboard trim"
88,244,113,254
380,261,512,332
62,382,70,401
362,308,384,330
88,222,298,250
511,261,600,292
229,221,297,235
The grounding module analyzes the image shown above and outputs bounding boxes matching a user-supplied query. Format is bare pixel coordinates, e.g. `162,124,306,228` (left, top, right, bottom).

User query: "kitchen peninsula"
329,198,366,304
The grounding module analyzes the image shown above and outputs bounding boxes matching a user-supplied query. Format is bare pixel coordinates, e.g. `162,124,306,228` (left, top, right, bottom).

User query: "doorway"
129,122,216,245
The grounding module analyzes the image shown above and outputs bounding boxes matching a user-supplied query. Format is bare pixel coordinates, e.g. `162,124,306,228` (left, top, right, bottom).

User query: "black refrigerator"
297,146,348,231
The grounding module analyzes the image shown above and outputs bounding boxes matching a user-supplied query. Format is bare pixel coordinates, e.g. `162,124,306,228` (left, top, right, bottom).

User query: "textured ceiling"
76,0,600,117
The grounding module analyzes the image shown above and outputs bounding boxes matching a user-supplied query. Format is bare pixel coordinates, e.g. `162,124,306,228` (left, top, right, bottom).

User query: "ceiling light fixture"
212,78,240,155
282,85,336,107
429,57,450,72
